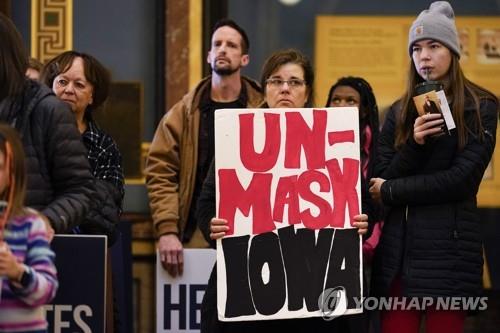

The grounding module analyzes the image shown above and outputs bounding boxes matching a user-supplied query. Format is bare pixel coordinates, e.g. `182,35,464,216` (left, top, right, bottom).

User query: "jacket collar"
0,80,54,133
186,75,262,114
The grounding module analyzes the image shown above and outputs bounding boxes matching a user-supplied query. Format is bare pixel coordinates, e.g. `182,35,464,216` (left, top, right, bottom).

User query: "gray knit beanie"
408,1,460,58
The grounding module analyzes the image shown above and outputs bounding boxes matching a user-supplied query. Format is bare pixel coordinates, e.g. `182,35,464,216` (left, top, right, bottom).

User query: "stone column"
165,0,190,110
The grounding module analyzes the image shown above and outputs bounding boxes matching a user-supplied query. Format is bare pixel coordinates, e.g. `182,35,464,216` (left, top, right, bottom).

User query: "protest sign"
44,235,107,332
215,108,363,321
157,249,216,332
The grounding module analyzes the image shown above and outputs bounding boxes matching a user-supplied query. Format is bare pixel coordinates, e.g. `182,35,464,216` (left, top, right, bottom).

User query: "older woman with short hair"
42,51,124,245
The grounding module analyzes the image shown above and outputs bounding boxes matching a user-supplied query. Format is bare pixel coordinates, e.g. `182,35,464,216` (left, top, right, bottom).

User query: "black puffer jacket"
0,80,95,233
80,179,122,246
371,96,498,299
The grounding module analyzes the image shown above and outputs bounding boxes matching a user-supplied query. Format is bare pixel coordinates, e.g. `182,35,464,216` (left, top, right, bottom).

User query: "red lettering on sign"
218,169,275,235
239,113,281,172
285,110,327,169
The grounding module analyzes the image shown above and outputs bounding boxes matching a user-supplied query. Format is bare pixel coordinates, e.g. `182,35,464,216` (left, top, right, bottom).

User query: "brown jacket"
145,76,262,246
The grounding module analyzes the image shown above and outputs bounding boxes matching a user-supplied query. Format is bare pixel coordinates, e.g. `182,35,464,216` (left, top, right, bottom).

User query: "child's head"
0,124,26,224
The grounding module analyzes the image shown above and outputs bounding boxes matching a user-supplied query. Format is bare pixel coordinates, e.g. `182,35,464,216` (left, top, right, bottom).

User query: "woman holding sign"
197,49,369,332
369,2,498,332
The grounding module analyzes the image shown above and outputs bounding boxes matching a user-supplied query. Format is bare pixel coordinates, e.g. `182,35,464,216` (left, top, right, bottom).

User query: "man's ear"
207,51,212,65
241,54,249,67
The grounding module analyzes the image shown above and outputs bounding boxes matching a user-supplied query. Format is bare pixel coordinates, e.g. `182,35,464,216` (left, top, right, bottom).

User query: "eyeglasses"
266,78,306,88
54,78,90,91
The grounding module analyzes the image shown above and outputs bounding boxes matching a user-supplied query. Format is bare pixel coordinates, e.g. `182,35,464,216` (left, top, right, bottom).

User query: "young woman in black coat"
369,2,498,332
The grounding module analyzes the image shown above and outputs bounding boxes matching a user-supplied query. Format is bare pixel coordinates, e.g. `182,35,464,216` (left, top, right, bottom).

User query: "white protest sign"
156,249,216,332
214,107,363,321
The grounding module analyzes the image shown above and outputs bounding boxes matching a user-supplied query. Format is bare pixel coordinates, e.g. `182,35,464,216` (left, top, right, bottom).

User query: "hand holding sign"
158,234,184,277
212,216,367,240
352,214,369,235
215,108,364,321
210,218,229,240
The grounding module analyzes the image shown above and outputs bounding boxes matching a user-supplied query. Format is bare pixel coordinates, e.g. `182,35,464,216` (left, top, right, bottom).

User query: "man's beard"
213,64,239,76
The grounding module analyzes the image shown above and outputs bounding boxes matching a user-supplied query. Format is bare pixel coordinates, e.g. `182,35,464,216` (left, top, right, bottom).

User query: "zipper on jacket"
403,205,410,277
453,203,459,240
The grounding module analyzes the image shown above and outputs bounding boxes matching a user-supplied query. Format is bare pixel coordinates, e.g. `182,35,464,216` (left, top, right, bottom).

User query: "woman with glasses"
41,51,124,246
196,49,369,332
258,49,314,108
41,51,124,331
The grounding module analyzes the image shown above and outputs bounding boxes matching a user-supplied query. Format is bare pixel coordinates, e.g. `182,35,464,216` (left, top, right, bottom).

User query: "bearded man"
145,19,262,276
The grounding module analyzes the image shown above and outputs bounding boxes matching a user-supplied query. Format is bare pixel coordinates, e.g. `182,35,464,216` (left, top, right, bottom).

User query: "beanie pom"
430,1,455,20
408,1,460,58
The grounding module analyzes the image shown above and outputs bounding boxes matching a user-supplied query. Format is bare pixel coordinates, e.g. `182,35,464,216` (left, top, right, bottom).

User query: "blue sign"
44,235,107,332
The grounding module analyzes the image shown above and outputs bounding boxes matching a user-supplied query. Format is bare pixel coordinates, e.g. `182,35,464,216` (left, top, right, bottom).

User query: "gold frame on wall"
31,0,73,63
189,0,202,88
